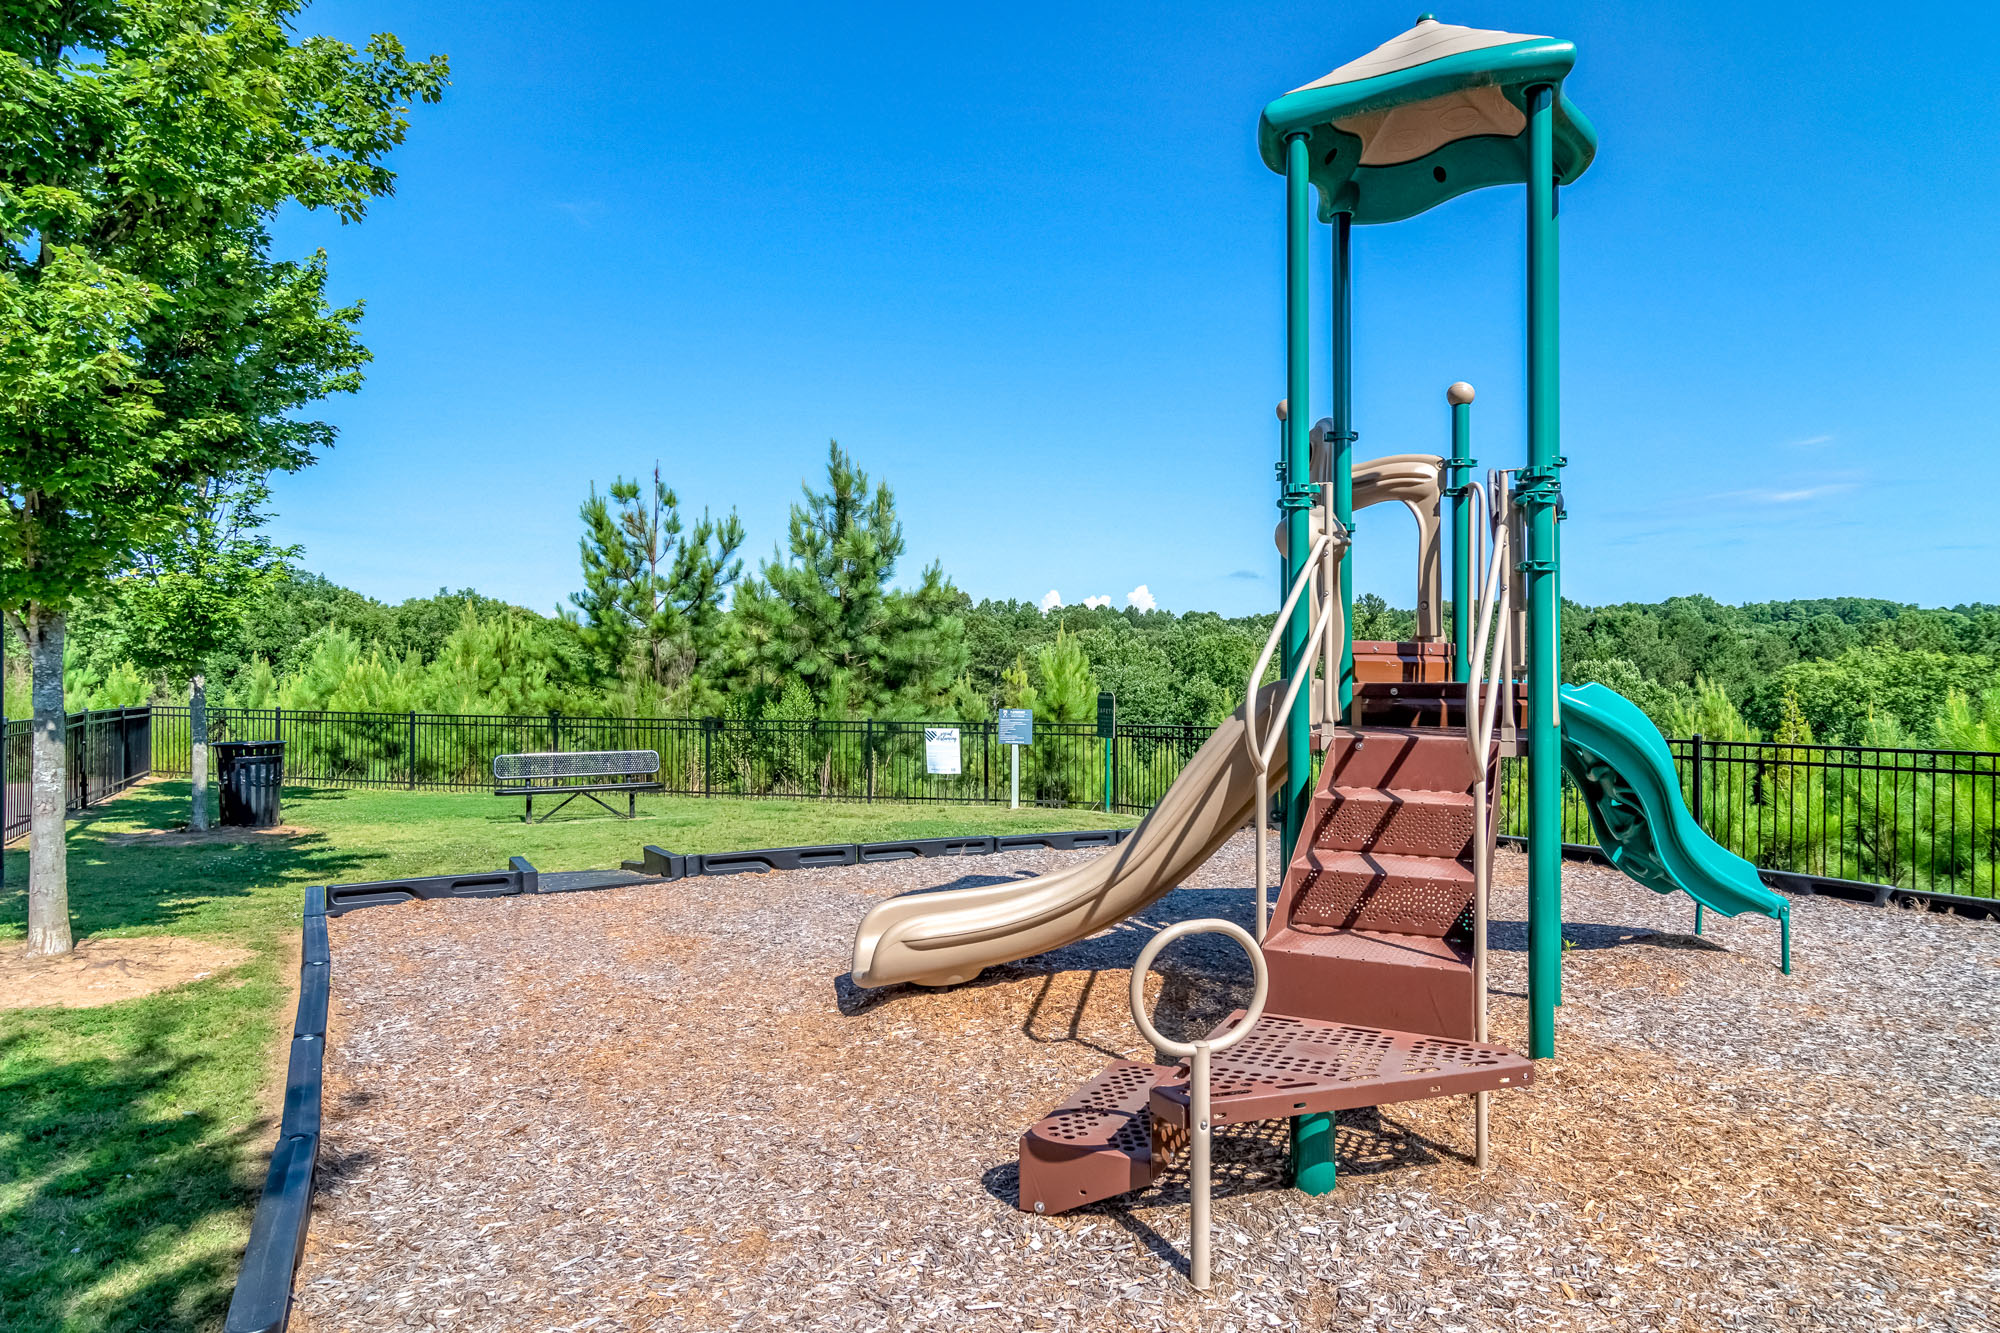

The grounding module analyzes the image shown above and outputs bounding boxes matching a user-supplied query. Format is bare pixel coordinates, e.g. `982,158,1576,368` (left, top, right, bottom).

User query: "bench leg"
524,794,532,824
628,790,636,819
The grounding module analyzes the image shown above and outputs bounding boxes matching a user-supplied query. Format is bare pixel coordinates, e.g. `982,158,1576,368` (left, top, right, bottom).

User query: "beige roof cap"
1290,16,1546,94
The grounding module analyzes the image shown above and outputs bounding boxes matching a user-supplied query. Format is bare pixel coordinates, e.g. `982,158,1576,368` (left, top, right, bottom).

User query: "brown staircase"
1016,721,1525,1216
1261,726,1492,1040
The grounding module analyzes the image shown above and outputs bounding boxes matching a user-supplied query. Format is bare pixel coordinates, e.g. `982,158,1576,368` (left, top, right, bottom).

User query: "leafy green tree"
120,474,292,828
569,466,744,701
0,3,446,953
734,441,966,713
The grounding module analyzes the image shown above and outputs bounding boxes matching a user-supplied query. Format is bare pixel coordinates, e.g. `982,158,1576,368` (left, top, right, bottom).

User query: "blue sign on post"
998,709,1034,746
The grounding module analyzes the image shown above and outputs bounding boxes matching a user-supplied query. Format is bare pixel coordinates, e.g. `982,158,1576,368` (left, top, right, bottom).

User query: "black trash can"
216,740,285,827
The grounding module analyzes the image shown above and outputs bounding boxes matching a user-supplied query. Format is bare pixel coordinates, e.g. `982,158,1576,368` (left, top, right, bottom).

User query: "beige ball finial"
1275,398,1288,422
1446,381,1475,406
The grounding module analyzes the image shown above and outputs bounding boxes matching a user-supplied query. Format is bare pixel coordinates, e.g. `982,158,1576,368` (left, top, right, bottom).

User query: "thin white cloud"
1787,433,1835,448
1039,589,1062,613
1082,594,1113,609
1710,482,1856,505
1126,584,1157,612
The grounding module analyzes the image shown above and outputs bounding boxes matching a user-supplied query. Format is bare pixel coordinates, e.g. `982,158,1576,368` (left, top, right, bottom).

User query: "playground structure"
849,16,1795,1287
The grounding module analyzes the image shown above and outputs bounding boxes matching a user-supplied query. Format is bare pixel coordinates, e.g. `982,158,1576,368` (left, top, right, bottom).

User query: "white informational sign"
925,726,962,776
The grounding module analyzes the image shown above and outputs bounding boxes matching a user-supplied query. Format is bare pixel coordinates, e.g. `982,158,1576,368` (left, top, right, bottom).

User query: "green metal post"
1284,133,1336,1197
1281,132,1313,859
1331,213,1356,711
1524,85,1563,1060
1447,384,1475,682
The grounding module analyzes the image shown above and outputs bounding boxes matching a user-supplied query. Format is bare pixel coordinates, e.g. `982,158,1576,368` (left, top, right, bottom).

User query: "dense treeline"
8,443,1998,750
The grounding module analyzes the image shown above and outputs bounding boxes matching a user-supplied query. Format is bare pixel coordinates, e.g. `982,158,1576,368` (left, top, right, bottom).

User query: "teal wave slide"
1557,682,1790,970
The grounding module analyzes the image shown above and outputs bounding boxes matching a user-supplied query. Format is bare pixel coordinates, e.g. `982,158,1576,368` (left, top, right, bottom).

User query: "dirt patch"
0,936,254,1010
100,823,315,847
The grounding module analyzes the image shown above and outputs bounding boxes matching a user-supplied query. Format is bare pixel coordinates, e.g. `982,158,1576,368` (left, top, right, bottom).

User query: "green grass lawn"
0,779,1134,1333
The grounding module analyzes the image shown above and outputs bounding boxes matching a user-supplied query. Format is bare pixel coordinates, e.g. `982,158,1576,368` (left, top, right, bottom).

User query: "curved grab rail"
1242,485,1346,938
1458,470,1513,1170
1128,919,1267,1291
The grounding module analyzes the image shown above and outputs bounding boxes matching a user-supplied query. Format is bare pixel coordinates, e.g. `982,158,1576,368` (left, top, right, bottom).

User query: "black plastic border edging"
633,827,1132,881
223,885,330,1333
1494,835,2000,922
224,826,1137,1328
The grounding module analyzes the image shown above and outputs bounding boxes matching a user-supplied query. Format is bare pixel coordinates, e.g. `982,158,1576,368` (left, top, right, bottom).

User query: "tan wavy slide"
848,454,1442,991
849,683,1288,988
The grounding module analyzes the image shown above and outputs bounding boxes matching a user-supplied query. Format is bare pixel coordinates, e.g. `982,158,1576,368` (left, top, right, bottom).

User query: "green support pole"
1331,213,1356,712
1524,84,1563,1060
1447,384,1475,682
1283,132,1336,1198
1280,132,1312,860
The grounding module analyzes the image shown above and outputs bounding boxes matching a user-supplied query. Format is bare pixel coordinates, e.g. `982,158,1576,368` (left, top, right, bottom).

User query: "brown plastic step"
1260,926,1476,1039
1351,640,1452,684
1016,1060,1184,1216
1149,1011,1530,1129
1307,786,1475,858
1284,849,1474,937
1350,681,1529,730
1318,727,1482,792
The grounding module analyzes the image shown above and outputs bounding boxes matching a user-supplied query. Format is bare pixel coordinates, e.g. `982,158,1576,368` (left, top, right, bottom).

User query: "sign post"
997,709,1033,809
1096,691,1116,813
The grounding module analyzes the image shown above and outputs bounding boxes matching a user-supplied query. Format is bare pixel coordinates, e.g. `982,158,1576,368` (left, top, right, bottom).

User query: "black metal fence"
1495,733,2000,901
2,708,153,843
149,707,1210,815
11,704,1997,902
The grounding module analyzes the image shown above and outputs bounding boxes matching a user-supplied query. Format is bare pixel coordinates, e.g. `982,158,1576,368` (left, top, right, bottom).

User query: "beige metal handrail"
1241,484,1346,939
1128,919,1268,1291
1461,471,1513,1168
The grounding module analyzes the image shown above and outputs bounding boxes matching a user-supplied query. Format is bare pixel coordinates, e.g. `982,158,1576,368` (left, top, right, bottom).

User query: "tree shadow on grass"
0,1008,269,1332
1,781,369,940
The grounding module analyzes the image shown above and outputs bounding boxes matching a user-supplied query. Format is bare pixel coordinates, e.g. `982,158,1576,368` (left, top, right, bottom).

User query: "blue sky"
269,1,2000,619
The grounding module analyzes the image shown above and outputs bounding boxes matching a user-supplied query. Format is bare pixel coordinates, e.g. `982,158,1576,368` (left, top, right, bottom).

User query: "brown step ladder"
1261,726,1496,1040
1015,724,1522,1216
1017,1013,1529,1214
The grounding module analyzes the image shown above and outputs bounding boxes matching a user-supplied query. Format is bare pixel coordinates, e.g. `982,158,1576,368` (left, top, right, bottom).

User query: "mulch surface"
292,839,2000,1332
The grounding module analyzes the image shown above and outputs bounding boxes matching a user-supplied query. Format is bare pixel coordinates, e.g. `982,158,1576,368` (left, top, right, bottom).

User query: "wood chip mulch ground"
291,837,2000,1332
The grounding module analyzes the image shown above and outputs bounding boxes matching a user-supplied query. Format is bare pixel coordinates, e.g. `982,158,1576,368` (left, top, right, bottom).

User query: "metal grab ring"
1128,919,1269,1058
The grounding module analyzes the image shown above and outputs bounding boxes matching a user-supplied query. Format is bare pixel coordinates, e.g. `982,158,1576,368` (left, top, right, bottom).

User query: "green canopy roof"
1258,16,1597,225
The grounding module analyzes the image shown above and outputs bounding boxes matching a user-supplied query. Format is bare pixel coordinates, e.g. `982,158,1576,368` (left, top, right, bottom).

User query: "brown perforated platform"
1017,1060,1183,1215
1148,1011,1530,1129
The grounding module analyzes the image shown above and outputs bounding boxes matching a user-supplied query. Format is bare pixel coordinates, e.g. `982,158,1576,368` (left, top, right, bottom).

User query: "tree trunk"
189,673,210,831
26,605,71,957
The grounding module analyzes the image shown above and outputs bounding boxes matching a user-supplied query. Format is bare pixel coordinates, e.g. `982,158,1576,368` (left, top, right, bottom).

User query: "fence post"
702,717,714,797
865,719,874,803
408,711,417,790
549,711,560,753
1690,733,1704,826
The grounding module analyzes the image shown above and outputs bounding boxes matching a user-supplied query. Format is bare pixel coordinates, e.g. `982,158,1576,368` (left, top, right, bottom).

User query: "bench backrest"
492,750,661,782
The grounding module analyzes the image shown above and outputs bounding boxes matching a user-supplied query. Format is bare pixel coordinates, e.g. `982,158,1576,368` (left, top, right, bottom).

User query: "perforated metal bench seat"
492,750,663,822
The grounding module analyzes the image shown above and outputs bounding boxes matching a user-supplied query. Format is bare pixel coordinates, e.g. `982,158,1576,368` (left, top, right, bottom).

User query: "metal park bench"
492,750,663,823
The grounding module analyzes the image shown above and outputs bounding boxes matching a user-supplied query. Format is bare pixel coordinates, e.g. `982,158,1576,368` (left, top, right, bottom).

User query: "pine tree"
568,465,743,696
734,441,966,713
